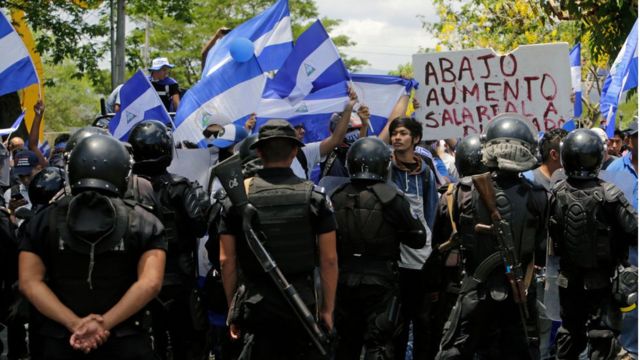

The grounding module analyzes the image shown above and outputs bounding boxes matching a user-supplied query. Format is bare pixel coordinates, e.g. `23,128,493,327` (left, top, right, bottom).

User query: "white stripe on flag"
570,66,581,92
0,31,30,73
173,75,266,143
254,16,292,56
288,38,341,102
257,96,348,118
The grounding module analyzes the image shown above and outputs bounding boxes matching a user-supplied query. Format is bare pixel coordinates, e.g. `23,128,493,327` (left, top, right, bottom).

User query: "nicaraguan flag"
351,74,418,134
0,112,24,136
255,19,351,143
570,43,582,118
262,20,349,104
38,140,50,158
108,69,172,141
202,0,291,76
175,0,292,146
601,20,638,137
0,12,38,97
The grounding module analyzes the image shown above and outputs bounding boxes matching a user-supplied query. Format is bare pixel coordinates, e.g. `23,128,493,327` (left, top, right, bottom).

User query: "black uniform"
19,191,166,360
550,178,637,359
135,169,210,360
219,167,336,360
436,173,548,360
331,180,425,359
426,180,469,359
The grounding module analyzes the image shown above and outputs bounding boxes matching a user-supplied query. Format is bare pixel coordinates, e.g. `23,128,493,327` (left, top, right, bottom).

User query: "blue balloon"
229,37,255,63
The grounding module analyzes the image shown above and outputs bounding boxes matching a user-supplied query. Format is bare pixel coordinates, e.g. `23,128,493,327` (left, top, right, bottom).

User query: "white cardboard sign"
412,43,572,140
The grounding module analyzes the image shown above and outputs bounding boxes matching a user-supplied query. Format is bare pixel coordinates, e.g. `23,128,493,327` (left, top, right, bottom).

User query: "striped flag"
601,20,638,137
0,12,38,97
174,0,293,146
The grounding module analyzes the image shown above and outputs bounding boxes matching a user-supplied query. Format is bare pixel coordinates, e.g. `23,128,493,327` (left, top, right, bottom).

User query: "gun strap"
446,183,457,234
243,177,254,195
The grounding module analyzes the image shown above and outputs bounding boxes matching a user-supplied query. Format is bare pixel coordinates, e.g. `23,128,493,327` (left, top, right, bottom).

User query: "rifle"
472,172,530,339
213,154,332,357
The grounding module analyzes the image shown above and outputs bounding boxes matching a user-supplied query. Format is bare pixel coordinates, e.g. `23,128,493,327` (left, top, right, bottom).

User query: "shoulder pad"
602,181,625,203
312,183,327,195
370,182,401,205
551,178,568,193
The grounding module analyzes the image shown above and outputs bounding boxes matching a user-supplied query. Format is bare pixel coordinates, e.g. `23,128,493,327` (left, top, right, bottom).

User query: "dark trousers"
335,283,401,360
40,332,155,360
556,281,621,360
394,268,435,360
436,277,539,360
151,285,208,360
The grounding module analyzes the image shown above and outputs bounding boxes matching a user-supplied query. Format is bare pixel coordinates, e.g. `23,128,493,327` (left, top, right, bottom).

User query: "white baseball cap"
149,57,175,71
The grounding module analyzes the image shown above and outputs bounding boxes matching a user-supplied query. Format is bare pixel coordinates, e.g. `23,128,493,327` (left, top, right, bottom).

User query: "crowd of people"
0,55,637,360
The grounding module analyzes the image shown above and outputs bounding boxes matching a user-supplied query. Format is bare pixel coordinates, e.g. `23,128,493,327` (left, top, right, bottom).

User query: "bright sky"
316,0,440,74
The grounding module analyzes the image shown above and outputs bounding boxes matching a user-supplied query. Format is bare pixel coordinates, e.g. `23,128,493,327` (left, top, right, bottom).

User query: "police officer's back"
18,134,166,359
331,137,425,359
436,113,548,360
128,120,210,360
218,120,338,360
550,129,638,360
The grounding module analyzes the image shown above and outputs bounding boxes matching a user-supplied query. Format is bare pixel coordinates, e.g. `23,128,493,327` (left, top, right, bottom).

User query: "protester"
149,57,180,112
592,127,618,170
386,116,439,360
524,128,569,190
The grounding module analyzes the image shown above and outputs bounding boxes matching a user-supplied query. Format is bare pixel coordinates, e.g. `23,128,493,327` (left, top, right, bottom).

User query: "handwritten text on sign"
412,44,572,140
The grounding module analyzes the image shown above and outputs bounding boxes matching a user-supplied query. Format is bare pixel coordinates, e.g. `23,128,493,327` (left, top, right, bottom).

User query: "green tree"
388,62,413,78
43,61,101,133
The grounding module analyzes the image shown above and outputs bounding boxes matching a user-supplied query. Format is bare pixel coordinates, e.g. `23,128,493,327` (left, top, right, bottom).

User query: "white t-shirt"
291,141,325,179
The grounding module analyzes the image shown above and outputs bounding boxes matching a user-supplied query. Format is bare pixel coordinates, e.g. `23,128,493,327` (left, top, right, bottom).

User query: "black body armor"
246,176,316,276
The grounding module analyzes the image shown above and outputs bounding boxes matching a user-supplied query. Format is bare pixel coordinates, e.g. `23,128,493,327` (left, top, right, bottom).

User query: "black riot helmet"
560,128,604,179
128,120,173,169
346,137,391,182
67,134,132,196
455,134,487,177
65,126,109,155
28,166,66,206
482,113,539,172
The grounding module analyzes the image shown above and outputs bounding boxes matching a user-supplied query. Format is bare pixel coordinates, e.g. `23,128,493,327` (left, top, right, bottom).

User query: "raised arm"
318,87,358,156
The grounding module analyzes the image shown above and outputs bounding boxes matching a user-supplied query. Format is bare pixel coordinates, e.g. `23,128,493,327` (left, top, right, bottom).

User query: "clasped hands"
69,314,110,354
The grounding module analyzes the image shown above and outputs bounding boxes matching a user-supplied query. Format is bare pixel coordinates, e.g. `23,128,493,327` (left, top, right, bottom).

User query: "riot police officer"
18,134,166,359
128,120,210,360
436,113,548,360
330,137,425,359
550,129,637,360
428,134,488,359
218,119,338,359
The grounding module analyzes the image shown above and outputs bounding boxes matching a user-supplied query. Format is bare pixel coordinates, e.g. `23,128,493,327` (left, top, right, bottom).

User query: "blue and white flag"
202,0,292,77
0,12,38,97
351,74,418,135
38,140,50,158
108,69,172,141
601,20,638,137
175,0,292,146
0,112,24,136
263,20,349,104
255,19,351,143
570,43,582,118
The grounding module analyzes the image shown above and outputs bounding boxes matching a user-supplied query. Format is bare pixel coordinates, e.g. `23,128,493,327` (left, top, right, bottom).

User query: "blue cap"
211,123,248,149
13,150,38,176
